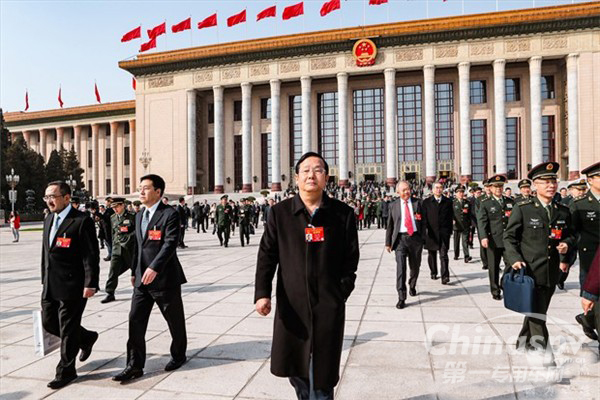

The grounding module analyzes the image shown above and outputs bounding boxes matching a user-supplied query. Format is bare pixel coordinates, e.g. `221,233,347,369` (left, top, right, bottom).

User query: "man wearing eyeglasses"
41,181,100,389
255,152,359,400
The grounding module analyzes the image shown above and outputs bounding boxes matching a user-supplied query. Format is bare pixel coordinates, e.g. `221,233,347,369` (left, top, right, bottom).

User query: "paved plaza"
0,223,598,400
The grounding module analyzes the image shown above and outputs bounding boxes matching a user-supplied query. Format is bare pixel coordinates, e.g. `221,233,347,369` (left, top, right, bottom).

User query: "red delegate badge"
119,226,129,233
305,226,325,243
415,213,422,221
550,229,562,240
505,211,512,217
148,229,162,241
56,237,71,248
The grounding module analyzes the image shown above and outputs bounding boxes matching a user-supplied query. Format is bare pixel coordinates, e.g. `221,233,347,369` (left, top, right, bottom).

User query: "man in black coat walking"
113,174,188,382
255,152,359,400
41,181,100,389
176,197,187,248
422,182,453,284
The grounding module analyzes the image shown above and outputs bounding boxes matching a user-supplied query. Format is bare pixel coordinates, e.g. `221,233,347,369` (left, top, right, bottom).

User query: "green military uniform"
238,201,252,247
477,175,515,299
570,162,600,343
475,181,490,270
105,199,136,299
216,196,232,247
452,187,472,262
375,199,384,229
504,162,576,353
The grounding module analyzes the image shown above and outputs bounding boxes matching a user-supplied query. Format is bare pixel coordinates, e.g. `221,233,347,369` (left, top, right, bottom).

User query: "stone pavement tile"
369,283,397,295
182,300,213,316
147,331,219,357
0,376,55,399
227,317,276,337
422,306,488,324
237,362,298,400
43,379,145,399
432,368,517,400
185,315,243,335
423,322,499,344
346,340,430,369
219,291,256,304
0,323,32,345
357,321,426,342
362,304,423,322
197,334,271,361
199,301,255,317
366,293,403,307
0,296,39,308
153,358,263,397
344,293,369,306
0,307,34,325
81,310,129,330
0,343,42,376
139,390,233,400
93,327,161,352
344,305,366,321
344,320,360,340
336,366,436,400
430,348,511,370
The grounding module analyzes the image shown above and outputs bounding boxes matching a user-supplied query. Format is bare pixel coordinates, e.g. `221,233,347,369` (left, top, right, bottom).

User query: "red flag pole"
190,15,193,47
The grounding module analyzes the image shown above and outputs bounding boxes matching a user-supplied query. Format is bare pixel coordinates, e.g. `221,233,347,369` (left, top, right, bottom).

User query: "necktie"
141,210,150,234
404,201,414,236
49,215,60,246
546,205,552,220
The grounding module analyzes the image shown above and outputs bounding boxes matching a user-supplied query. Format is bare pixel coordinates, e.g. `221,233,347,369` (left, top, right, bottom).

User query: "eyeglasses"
137,185,155,192
299,168,326,176
43,195,65,201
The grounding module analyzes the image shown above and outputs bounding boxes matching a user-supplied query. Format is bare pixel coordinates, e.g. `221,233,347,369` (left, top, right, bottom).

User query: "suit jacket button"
583,248,587,251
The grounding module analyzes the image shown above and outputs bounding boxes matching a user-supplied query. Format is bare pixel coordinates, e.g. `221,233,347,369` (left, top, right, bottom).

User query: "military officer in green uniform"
102,197,137,303
561,178,588,207
515,179,533,203
477,175,515,300
475,180,490,270
238,198,253,247
215,195,232,247
503,162,575,365
452,185,472,263
570,162,600,346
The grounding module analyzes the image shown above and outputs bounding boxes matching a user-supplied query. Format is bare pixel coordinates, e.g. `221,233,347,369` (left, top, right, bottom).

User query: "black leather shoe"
79,331,98,362
409,288,417,297
113,366,143,382
465,256,472,263
47,375,77,389
453,257,459,260
165,357,187,372
101,294,115,304
103,256,111,262
492,294,503,301
441,278,450,285
396,300,406,309
431,274,439,280
557,282,565,290
576,314,599,340
482,266,488,270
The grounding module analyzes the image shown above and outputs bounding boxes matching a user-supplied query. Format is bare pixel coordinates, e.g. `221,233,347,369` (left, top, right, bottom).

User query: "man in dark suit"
452,185,472,262
422,182,453,284
41,181,100,389
113,174,188,382
177,197,187,249
385,181,424,309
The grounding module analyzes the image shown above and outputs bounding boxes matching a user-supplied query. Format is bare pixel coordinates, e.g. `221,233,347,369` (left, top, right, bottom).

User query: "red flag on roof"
227,9,246,27
257,5,276,21
172,17,191,33
140,37,156,52
283,2,304,20
198,13,218,29
369,0,388,5
58,87,64,108
24,91,29,112
94,83,101,103
147,22,166,39
320,0,340,17
121,26,141,42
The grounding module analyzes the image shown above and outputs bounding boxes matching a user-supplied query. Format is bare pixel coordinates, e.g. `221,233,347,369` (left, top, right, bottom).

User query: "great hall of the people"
5,2,600,197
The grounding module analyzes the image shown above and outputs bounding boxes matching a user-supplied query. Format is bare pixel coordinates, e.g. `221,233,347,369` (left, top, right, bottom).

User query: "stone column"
91,124,100,197
39,128,49,161
493,59,507,175
337,72,350,188
458,62,471,183
301,76,312,154
241,82,253,192
424,65,436,183
56,127,65,151
110,122,119,194
73,125,82,159
270,79,282,191
22,131,31,148
129,120,136,189
529,56,543,167
187,90,197,192
213,85,225,194
567,53,580,179
384,68,398,188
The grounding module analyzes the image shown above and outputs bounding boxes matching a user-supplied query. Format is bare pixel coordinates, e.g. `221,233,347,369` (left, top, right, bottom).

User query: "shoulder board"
515,199,533,206
555,201,569,209
574,195,588,203
481,197,492,203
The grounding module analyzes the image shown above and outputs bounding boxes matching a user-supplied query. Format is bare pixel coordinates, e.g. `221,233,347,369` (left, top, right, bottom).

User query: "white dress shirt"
399,198,418,234
49,204,72,246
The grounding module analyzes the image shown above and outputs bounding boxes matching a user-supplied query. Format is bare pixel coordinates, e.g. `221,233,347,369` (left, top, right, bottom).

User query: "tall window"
105,148,111,166
233,101,242,121
435,83,454,161
506,117,520,179
317,92,338,166
542,115,556,162
289,95,302,166
397,85,423,162
260,98,271,119
208,137,215,191
469,80,487,104
88,149,93,168
261,133,272,189
541,75,555,100
105,179,111,195
506,78,521,102
353,88,385,164
470,120,487,181
208,103,214,124
234,135,242,190
124,178,130,195
88,180,93,193
124,147,130,166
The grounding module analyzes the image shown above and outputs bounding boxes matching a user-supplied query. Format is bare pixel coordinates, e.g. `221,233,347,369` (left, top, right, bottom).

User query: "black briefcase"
502,268,535,315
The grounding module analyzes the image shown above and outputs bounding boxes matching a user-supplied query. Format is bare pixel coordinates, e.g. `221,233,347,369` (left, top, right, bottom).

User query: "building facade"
6,2,600,196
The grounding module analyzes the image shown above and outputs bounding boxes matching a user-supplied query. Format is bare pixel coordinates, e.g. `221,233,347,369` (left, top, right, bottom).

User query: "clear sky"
0,0,587,113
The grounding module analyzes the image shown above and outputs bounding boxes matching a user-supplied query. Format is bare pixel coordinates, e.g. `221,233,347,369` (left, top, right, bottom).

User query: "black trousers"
428,241,449,279
41,297,96,379
480,238,488,269
105,255,130,295
453,230,470,259
382,216,388,230
217,225,230,245
196,217,205,233
289,355,334,400
239,223,250,246
126,286,187,369
486,245,505,296
395,234,423,300
518,285,555,350
179,226,186,247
